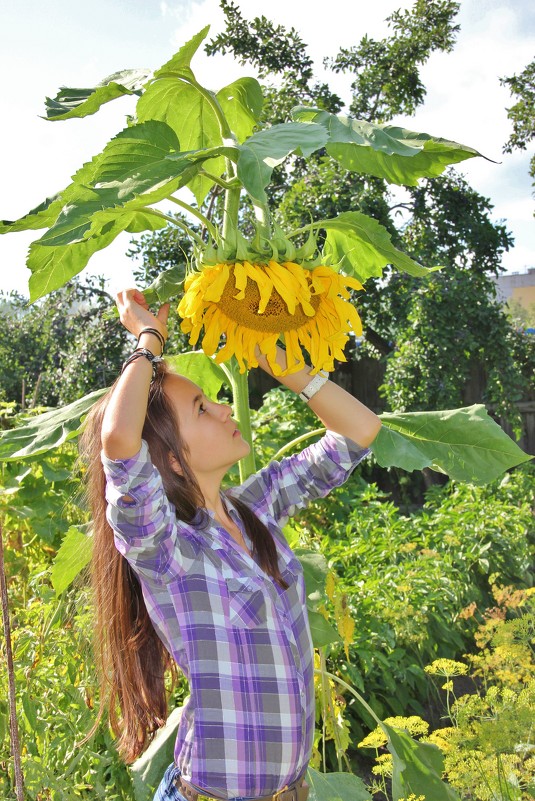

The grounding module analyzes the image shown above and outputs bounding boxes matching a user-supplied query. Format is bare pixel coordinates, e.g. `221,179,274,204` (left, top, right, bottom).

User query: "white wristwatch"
299,370,329,402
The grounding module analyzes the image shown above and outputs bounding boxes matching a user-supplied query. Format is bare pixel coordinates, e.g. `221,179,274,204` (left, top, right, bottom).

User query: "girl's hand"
116,288,170,342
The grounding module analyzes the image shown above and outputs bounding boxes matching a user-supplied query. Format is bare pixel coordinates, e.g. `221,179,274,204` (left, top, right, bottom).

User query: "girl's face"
164,374,250,480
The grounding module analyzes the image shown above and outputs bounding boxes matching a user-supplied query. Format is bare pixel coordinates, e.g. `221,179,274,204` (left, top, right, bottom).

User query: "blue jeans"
153,763,188,801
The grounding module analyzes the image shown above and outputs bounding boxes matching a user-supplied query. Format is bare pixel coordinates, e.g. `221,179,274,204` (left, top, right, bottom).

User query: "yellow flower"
372,754,393,777
358,727,388,749
424,659,468,677
178,261,363,375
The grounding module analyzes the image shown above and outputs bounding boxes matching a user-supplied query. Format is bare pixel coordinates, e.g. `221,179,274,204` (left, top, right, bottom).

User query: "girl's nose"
217,402,233,420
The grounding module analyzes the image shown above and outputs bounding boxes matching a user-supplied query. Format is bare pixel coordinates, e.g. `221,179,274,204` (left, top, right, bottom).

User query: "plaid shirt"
102,432,368,800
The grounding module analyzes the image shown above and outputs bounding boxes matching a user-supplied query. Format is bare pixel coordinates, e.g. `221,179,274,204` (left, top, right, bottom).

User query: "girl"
80,288,381,801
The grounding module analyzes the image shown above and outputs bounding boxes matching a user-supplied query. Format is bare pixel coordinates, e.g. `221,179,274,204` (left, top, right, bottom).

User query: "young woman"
80,287,381,801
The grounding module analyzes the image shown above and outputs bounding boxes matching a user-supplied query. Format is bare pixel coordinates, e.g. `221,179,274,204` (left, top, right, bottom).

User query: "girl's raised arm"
101,289,169,461
256,345,382,449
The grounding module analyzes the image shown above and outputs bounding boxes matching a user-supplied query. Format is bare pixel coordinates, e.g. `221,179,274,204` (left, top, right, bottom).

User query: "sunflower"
178,260,363,375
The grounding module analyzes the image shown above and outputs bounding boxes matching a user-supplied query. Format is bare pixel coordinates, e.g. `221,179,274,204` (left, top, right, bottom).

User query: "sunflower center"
217,276,321,333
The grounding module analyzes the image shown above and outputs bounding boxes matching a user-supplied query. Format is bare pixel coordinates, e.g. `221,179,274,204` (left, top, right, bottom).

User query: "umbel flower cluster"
178,260,363,375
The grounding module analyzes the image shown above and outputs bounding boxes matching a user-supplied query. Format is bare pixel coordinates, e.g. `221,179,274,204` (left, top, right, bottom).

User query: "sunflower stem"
227,359,256,481
253,201,272,242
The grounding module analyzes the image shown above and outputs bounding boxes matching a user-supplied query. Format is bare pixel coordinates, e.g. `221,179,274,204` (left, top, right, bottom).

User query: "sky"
0,0,533,300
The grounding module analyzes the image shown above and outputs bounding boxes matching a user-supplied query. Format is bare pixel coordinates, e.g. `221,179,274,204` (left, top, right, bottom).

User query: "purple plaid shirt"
102,431,368,800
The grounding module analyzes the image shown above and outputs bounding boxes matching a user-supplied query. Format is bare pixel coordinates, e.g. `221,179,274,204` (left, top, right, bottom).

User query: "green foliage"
501,58,535,191
0,278,126,409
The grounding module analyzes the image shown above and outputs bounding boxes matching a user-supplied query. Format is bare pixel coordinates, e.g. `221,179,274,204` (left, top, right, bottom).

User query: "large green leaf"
50,526,93,595
293,106,484,185
0,388,106,462
372,405,532,484
153,26,210,81
238,122,329,202
320,211,435,281
142,264,187,306
306,766,372,801
44,68,150,121
383,723,461,801
0,194,64,234
217,77,264,144
166,352,228,401
27,204,168,302
307,608,341,648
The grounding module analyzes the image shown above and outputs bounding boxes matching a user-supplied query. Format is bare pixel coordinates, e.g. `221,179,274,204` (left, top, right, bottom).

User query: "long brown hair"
79,362,288,762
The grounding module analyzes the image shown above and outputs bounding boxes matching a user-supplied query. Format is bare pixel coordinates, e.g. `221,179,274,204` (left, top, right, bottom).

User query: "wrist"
137,330,165,356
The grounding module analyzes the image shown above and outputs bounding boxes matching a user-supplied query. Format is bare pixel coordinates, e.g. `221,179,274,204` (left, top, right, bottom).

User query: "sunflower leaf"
373,405,532,484
0,194,64,234
306,766,372,801
383,723,461,801
238,122,328,202
293,106,485,186
216,77,264,144
0,389,107,461
51,526,93,596
43,68,150,121
153,26,210,80
320,211,435,281
166,352,228,401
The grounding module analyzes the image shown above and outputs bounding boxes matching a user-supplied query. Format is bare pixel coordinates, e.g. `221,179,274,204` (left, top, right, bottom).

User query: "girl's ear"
169,451,183,476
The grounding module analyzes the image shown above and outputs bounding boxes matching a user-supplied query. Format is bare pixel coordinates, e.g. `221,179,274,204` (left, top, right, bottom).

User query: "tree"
501,58,535,198
0,278,127,408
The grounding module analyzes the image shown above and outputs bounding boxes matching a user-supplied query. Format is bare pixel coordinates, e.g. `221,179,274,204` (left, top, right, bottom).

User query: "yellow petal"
202,264,230,302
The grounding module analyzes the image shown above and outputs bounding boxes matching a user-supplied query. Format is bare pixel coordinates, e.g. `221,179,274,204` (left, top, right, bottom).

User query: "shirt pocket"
225,575,268,628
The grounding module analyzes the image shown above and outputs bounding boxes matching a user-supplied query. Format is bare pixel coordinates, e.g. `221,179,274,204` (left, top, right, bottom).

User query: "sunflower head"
178,260,363,376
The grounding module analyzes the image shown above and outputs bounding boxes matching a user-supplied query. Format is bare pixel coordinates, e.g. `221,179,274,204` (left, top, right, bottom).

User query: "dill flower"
178,261,363,375
424,659,468,677
358,727,388,749
383,715,429,738
371,753,393,777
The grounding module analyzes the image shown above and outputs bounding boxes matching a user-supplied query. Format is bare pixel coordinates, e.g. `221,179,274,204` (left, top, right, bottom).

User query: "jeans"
153,763,188,801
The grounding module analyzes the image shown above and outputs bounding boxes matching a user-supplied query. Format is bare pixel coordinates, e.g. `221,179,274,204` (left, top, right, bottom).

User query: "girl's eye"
199,402,207,415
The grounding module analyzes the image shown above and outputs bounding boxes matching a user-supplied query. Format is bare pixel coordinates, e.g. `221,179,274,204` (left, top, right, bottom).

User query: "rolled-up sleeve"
231,431,369,526
101,440,178,577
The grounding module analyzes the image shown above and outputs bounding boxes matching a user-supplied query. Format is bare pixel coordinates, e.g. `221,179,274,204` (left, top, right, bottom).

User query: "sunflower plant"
4,24,529,484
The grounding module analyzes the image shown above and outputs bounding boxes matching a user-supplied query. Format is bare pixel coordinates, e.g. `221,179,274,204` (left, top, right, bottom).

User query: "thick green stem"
253,200,272,242
272,429,326,462
225,359,256,481
315,668,383,729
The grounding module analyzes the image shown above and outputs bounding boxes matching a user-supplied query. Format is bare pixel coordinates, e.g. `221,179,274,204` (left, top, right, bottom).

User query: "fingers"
115,289,170,343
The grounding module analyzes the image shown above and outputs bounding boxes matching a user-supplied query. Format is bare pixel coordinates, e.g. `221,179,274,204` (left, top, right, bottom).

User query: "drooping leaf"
238,122,329,202
27,203,169,302
28,227,121,302
320,211,436,281
372,405,532,484
142,264,187,306
166,352,228,401
51,526,93,595
153,26,210,80
0,194,64,234
293,106,485,185
307,608,341,648
306,766,372,801
295,548,329,606
383,723,461,801
0,388,106,461
44,68,151,121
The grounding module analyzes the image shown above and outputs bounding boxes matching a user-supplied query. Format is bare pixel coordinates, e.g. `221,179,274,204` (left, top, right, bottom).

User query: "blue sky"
1,0,533,298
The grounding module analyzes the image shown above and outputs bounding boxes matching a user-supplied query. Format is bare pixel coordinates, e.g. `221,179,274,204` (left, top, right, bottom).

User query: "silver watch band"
299,370,329,402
